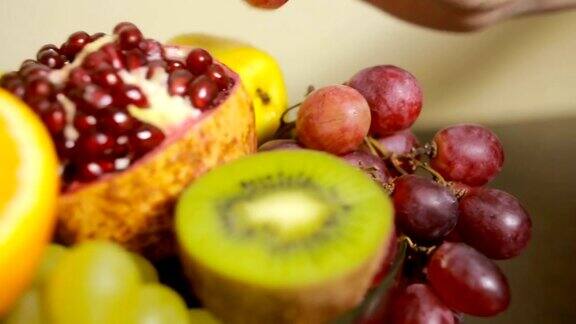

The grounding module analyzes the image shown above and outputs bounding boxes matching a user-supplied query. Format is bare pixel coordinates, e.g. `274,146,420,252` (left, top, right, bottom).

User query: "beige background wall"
1,0,575,129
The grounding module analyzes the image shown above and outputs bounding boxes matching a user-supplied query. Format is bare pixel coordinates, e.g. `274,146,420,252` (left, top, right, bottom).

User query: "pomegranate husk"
56,70,256,259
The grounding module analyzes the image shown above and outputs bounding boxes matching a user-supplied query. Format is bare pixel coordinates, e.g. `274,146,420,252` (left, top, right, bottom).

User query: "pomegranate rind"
56,71,256,258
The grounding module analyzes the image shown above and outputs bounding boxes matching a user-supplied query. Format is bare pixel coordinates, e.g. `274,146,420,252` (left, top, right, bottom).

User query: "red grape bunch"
261,65,532,323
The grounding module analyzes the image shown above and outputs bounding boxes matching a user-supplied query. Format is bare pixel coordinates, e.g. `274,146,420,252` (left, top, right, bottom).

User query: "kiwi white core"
234,190,329,240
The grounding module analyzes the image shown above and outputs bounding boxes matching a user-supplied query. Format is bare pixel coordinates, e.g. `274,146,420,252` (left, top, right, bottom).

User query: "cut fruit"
176,150,394,323
168,34,288,141
0,89,59,315
0,23,257,258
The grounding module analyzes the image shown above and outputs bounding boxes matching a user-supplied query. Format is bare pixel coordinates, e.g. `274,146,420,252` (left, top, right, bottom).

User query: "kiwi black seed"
176,150,394,324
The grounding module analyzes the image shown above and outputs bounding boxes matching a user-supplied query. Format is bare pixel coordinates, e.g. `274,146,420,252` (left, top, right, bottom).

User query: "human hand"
361,0,576,31
244,0,576,31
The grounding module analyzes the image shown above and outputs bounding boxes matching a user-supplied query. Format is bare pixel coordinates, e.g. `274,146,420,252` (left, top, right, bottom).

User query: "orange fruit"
0,89,59,315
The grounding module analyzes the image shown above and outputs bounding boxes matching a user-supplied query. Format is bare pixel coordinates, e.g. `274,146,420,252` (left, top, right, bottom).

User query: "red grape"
427,242,510,316
245,0,288,9
431,124,504,186
258,139,302,151
371,230,398,288
393,175,458,243
375,129,419,155
458,187,531,259
296,85,371,155
348,65,422,136
341,151,391,187
388,284,455,324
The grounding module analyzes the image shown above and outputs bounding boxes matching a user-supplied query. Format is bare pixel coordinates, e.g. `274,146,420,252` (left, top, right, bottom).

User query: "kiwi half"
176,150,393,323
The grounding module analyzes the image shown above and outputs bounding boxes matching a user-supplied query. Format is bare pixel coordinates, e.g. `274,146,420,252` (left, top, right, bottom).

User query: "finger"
361,0,523,31
437,0,516,12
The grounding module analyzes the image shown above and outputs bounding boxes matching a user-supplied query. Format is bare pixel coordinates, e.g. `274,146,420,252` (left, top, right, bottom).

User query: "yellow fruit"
169,34,288,142
0,89,59,315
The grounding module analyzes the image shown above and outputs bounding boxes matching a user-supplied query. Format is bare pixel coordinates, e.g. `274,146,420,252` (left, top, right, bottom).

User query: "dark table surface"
417,117,576,324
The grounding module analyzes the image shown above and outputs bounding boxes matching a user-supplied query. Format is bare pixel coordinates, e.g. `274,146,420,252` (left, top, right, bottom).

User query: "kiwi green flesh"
176,150,393,288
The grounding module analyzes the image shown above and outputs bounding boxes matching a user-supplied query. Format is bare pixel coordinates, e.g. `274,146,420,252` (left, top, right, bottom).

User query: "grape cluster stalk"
262,65,532,324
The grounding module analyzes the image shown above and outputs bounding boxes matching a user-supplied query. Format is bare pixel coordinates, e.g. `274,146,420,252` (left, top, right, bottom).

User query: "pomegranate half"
0,23,256,258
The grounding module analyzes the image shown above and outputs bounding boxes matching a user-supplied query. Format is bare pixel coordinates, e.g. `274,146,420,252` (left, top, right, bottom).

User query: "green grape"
189,309,221,324
44,241,141,324
34,244,68,285
130,253,159,283
3,289,44,324
121,283,190,324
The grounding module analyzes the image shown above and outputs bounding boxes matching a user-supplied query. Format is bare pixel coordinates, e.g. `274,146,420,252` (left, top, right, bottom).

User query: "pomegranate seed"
55,137,76,160
78,85,113,112
205,64,229,90
30,100,52,113
20,63,51,80
166,60,185,73
83,51,110,71
90,32,106,42
129,125,165,157
92,68,124,90
75,132,114,158
114,85,148,108
113,22,137,34
0,72,19,86
60,31,90,60
40,103,66,134
186,48,213,75
68,67,92,88
101,109,138,135
20,59,37,70
118,26,143,50
187,75,218,109
167,69,194,96
73,113,98,132
123,49,147,71
2,77,25,98
100,44,124,70
74,161,106,182
38,44,59,54
25,78,54,103
112,136,130,157
138,39,163,60
37,49,65,69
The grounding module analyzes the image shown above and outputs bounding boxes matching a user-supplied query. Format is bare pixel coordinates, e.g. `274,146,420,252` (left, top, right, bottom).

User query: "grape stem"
414,161,448,186
402,235,436,255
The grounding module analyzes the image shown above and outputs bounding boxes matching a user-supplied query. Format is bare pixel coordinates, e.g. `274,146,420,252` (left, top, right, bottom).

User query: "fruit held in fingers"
245,0,289,9
176,150,394,323
0,23,256,258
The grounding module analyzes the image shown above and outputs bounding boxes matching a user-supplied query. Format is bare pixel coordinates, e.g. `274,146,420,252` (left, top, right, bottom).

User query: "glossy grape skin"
296,85,371,155
245,0,288,9
393,175,458,243
3,289,44,324
120,284,190,324
388,284,455,324
375,129,419,155
342,150,391,187
258,139,303,151
45,241,141,324
431,124,504,186
190,309,220,323
348,65,422,136
371,230,398,288
130,253,159,282
458,187,531,259
34,244,68,285
427,242,510,316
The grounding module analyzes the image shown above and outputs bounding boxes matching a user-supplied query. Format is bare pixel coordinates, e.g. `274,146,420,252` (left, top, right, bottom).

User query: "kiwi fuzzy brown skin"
180,237,388,323
56,71,256,259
